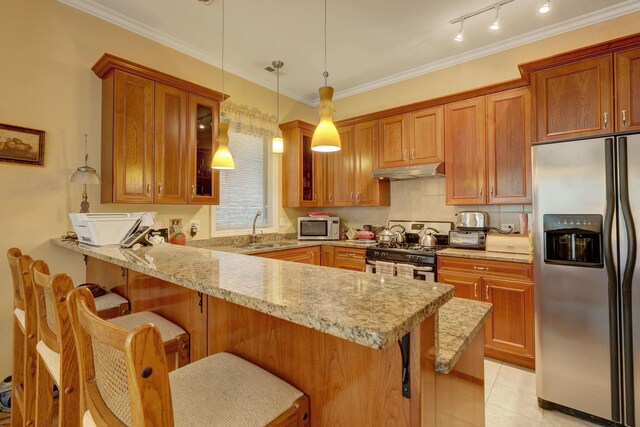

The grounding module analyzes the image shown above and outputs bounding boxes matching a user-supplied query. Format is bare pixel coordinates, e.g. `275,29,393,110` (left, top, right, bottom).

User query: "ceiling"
59,0,640,105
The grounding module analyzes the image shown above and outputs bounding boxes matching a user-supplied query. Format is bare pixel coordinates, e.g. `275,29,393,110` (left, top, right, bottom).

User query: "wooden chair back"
7,247,26,311
68,287,174,427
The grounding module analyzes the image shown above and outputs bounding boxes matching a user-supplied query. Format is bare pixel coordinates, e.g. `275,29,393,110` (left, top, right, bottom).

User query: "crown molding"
58,0,640,107
330,0,640,104
57,0,317,106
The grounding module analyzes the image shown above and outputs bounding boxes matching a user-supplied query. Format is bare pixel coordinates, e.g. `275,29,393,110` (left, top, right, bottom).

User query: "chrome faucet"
251,211,262,243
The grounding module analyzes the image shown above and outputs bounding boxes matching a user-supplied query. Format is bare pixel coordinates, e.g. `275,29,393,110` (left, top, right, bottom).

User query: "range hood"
372,163,445,180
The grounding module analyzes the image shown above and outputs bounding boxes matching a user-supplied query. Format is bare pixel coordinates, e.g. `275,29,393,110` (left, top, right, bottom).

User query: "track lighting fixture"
454,20,464,42
489,6,500,30
539,1,550,14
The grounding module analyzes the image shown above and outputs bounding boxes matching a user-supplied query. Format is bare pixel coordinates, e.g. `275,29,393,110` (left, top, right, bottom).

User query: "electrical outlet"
189,220,201,229
279,217,289,226
501,223,514,232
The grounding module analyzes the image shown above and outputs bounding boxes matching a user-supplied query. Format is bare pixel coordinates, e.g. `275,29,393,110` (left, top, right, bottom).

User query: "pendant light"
311,0,341,153
70,134,100,213
211,0,234,170
272,60,284,154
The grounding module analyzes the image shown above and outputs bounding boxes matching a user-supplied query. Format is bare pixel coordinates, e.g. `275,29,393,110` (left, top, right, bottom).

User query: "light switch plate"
279,217,289,226
190,220,201,229
501,223,514,232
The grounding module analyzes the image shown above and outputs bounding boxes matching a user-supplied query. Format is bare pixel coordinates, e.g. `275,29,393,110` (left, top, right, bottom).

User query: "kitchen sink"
245,242,296,249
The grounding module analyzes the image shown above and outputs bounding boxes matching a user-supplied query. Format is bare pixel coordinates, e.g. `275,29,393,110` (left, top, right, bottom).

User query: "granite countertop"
437,248,533,264
436,297,493,374
188,239,377,255
51,238,452,350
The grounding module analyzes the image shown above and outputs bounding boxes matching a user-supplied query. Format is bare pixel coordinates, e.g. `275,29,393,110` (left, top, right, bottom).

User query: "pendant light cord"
323,0,328,86
221,0,225,113
276,66,280,134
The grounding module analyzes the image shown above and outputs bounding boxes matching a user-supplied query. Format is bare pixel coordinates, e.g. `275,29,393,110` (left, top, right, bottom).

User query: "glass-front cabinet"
301,132,317,205
188,94,220,204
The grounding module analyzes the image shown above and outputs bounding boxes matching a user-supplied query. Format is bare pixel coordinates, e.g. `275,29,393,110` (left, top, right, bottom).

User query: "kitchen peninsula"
51,238,489,426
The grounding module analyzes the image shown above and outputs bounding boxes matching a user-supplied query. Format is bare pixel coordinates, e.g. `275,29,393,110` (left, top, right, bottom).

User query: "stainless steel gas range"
365,220,453,282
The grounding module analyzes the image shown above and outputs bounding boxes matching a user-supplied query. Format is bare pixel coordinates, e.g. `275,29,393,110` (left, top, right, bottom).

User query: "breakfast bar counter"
50,238,492,426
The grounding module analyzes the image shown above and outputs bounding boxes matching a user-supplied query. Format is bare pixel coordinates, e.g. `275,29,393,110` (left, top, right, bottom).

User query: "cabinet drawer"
255,246,321,265
334,247,366,261
437,256,533,282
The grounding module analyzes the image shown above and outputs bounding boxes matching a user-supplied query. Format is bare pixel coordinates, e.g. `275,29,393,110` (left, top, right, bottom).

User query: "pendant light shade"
211,121,234,169
311,86,341,152
272,136,284,154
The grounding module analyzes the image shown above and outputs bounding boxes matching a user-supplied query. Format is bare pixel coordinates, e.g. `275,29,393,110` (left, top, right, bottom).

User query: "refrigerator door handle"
604,137,622,423
620,136,638,426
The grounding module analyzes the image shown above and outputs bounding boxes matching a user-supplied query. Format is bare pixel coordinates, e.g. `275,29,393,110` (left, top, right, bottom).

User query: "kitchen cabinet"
94,54,223,205
532,55,613,141
377,107,443,169
486,88,532,204
281,121,319,208
333,247,366,272
188,94,220,204
437,256,535,368
321,246,335,267
316,122,389,207
444,96,486,205
616,46,640,132
255,246,321,265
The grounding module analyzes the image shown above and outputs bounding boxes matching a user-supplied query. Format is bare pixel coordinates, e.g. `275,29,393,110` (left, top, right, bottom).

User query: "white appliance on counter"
69,213,142,246
297,216,340,240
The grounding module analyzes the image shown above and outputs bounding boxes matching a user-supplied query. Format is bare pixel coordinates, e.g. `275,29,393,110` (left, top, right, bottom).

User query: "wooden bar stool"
68,287,310,427
7,248,37,427
30,261,190,427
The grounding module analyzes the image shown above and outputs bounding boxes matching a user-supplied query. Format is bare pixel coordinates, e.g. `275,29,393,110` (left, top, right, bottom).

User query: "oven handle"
365,260,433,272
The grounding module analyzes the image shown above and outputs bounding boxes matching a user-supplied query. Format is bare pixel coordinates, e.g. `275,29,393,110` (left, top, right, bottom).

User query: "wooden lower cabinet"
437,256,535,368
333,247,366,272
255,246,321,265
321,246,335,267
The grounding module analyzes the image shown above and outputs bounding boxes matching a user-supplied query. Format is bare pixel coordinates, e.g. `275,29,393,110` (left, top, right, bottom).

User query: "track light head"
539,1,550,14
489,6,500,30
454,20,464,42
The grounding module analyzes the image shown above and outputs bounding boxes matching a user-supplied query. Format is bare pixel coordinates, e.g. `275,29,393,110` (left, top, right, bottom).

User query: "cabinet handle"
355,192,360,205
490,184,494,197
350,192,354,201
146,183,151,195
473,266,488,271
622,110,628,127
603,112,609,129
474,283,478,299
479,187,483,198
485,285,490,300
329,192,333,202
403,149,407,161
313,193,317,202
191,184,196,197
410,147,415,160
158,183,163,196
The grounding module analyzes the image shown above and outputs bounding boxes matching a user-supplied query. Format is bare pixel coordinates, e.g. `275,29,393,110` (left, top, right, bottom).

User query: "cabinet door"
533,55,613,141
482,277,534,360
409,106,443,165
321,246,335,267
616,47,640,132
300,130,319,207
112,70,154,203
436,270,482,301
378,114,409,168
486,88,532,204
188,94,220,204
332,126,355,207
155,83,189,204
444,97,486,205
334,247,366,272
355,120,381,206
317,150,334,207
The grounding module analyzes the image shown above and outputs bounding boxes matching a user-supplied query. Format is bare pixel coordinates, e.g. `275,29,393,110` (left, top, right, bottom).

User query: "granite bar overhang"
51,238,453,349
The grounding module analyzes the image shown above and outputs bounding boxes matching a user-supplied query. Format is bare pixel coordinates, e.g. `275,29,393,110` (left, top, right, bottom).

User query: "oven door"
366,261,435,282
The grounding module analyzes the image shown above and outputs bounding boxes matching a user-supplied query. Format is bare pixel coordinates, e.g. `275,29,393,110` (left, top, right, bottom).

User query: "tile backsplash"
289,177,532,233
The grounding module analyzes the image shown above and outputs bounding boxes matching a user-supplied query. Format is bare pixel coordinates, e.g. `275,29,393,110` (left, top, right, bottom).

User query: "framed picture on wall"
0,123,45,166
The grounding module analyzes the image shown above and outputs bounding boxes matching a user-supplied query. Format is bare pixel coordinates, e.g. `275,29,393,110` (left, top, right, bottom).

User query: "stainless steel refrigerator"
533,133,639,425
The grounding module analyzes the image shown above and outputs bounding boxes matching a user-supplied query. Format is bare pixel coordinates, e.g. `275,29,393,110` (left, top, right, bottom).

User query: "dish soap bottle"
169,218,187,245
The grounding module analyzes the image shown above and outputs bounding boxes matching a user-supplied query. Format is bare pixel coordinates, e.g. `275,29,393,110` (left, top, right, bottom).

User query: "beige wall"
0,0,314,377
334,11,640,120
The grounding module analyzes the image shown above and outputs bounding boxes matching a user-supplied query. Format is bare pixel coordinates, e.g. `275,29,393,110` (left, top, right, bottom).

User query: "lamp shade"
311,86,341,152
211,121,235,169
70,166,100,184
272,136,284,154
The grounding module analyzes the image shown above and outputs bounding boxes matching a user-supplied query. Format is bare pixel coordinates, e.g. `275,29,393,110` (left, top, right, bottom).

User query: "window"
214,130,274,232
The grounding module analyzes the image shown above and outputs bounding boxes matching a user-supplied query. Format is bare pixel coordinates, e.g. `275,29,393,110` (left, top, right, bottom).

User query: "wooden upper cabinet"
616,47,640,132
409,106,444,165
332,126,355,207
533,54,613,141
104,70,155,204
355,120,389,206
444,96,486,205
282,121,318,208
378,114,409,168
486,88,532,204
188,94,220,204
155,84,189,204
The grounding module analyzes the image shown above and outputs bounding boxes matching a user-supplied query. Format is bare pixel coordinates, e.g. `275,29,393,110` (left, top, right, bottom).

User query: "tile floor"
485,358,601,426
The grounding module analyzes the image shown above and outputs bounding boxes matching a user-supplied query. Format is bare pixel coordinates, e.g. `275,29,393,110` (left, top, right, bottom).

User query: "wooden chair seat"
94,292,129,319
109,312,186,342
13,307,26,331
36,340,61,385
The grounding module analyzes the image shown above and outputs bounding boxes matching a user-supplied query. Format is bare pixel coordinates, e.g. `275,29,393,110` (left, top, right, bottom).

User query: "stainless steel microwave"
298,217,340,240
